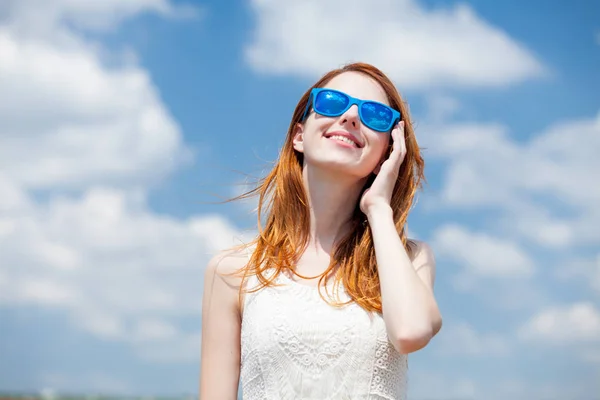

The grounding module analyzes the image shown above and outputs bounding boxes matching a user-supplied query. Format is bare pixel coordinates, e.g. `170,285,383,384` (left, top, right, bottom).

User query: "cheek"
304,117,333,143
369,133,391,162
310,115,335,132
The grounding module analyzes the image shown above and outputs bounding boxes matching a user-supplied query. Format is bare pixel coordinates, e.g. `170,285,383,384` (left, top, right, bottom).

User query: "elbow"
393,315,442,354
432,313,443,337
393,327,433,354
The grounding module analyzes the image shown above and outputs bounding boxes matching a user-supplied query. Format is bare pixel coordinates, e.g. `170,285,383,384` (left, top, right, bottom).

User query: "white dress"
240,271,408,399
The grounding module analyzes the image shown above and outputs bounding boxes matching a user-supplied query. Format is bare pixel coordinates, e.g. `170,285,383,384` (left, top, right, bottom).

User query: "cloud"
0,183,249,361
429,224,551,311
519,302,600,344
422,112,600,249
245,0,545,89
423,93,462,122
0,0,198,33
434,321,511,357
423,113,599,314
553,254,600,296
0,25,193,190
432,224,535,277
0,0,241,368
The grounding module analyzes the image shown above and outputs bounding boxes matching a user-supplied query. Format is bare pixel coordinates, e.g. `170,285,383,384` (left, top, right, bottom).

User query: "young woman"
200,62,442,399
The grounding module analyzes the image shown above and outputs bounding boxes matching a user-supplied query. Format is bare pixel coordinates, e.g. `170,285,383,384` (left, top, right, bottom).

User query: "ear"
292,123,304,153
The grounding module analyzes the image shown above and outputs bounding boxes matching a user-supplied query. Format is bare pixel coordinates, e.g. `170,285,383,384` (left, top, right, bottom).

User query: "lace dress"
240,271,408,399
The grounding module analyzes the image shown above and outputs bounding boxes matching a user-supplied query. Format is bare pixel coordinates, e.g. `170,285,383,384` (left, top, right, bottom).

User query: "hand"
360,121,407,216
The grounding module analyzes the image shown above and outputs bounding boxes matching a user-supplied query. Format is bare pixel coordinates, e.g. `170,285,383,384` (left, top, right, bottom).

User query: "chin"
309,157,373,180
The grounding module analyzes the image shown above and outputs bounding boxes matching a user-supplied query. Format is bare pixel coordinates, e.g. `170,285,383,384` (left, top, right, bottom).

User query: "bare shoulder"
202,250,248,324
407,239,436,286
408,239,435,265
205,247,251,290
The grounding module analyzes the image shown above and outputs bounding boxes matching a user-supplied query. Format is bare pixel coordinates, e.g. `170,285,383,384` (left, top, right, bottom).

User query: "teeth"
329,135,356,146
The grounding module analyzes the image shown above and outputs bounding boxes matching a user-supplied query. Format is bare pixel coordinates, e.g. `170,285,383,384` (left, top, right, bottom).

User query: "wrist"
364,203,393,221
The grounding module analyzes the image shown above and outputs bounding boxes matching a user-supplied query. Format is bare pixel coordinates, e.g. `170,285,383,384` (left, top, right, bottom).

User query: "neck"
302,165,367,252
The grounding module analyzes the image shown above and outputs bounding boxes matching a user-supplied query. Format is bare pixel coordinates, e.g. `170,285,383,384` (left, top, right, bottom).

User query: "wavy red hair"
232,62,425,313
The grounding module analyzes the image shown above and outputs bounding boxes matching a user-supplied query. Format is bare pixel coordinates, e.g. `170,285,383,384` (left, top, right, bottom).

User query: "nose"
340,104,360,129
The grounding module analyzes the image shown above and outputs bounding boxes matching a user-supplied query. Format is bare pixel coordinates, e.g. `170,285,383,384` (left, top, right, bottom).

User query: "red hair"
232,62,425,313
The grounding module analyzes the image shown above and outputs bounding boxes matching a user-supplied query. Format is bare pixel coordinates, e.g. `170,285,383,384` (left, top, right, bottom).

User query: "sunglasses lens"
314,90,349,116
361,102,394,131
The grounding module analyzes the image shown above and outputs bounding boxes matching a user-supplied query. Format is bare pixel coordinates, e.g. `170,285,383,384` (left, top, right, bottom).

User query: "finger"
391,125,403,162
379,123,403,173
396,121,407,159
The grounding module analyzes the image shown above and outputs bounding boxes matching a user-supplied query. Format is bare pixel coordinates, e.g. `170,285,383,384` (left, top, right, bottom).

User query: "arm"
360,122,441,355
367,205,442,354
199,251,246,399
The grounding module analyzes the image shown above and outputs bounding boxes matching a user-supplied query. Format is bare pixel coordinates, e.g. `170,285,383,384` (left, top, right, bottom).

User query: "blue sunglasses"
302,88,401,133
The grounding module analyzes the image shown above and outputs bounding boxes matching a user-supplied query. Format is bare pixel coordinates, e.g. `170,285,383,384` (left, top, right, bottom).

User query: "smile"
328,135,357,147
323,131,363,148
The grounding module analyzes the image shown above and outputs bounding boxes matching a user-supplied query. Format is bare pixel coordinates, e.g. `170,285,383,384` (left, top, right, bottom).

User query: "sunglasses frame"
302,88,401,133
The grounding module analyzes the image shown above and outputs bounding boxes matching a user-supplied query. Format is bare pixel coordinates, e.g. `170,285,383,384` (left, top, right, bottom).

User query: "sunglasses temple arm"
301,94,313,121
393,116,401,131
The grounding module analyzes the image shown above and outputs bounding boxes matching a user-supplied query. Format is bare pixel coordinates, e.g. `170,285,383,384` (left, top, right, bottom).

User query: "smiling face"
293,71,393,180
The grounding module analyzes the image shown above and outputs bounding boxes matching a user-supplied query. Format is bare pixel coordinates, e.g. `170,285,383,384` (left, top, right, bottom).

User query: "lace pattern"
240,272,407,399
370,333,408,399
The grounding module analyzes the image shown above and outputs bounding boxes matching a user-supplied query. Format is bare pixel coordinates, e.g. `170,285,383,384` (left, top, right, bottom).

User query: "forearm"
366,205,441,353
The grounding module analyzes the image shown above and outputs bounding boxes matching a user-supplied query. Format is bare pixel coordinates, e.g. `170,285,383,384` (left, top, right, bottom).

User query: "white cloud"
0,183,248,360
432,224,535,277
1,0,198,33
452,273,549,311
76,309,124,340
423,93,462,122
0,173,31,211
133,318,178,341
422,112,600,249
0,186,246,315
245,0,545,89
18,279,79,306
136,330,203,363
430,224,550,309
423,115,600,209
434,321,510,357
554,254,600,295
0,25,193,190
0,0,241,367
519,302,600,344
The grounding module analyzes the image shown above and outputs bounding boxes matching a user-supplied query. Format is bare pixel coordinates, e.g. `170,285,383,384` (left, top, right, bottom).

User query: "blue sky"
0,0,599,399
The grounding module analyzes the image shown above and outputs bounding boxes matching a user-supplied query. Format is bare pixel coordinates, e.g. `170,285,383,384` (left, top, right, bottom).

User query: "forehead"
324,71,389,105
